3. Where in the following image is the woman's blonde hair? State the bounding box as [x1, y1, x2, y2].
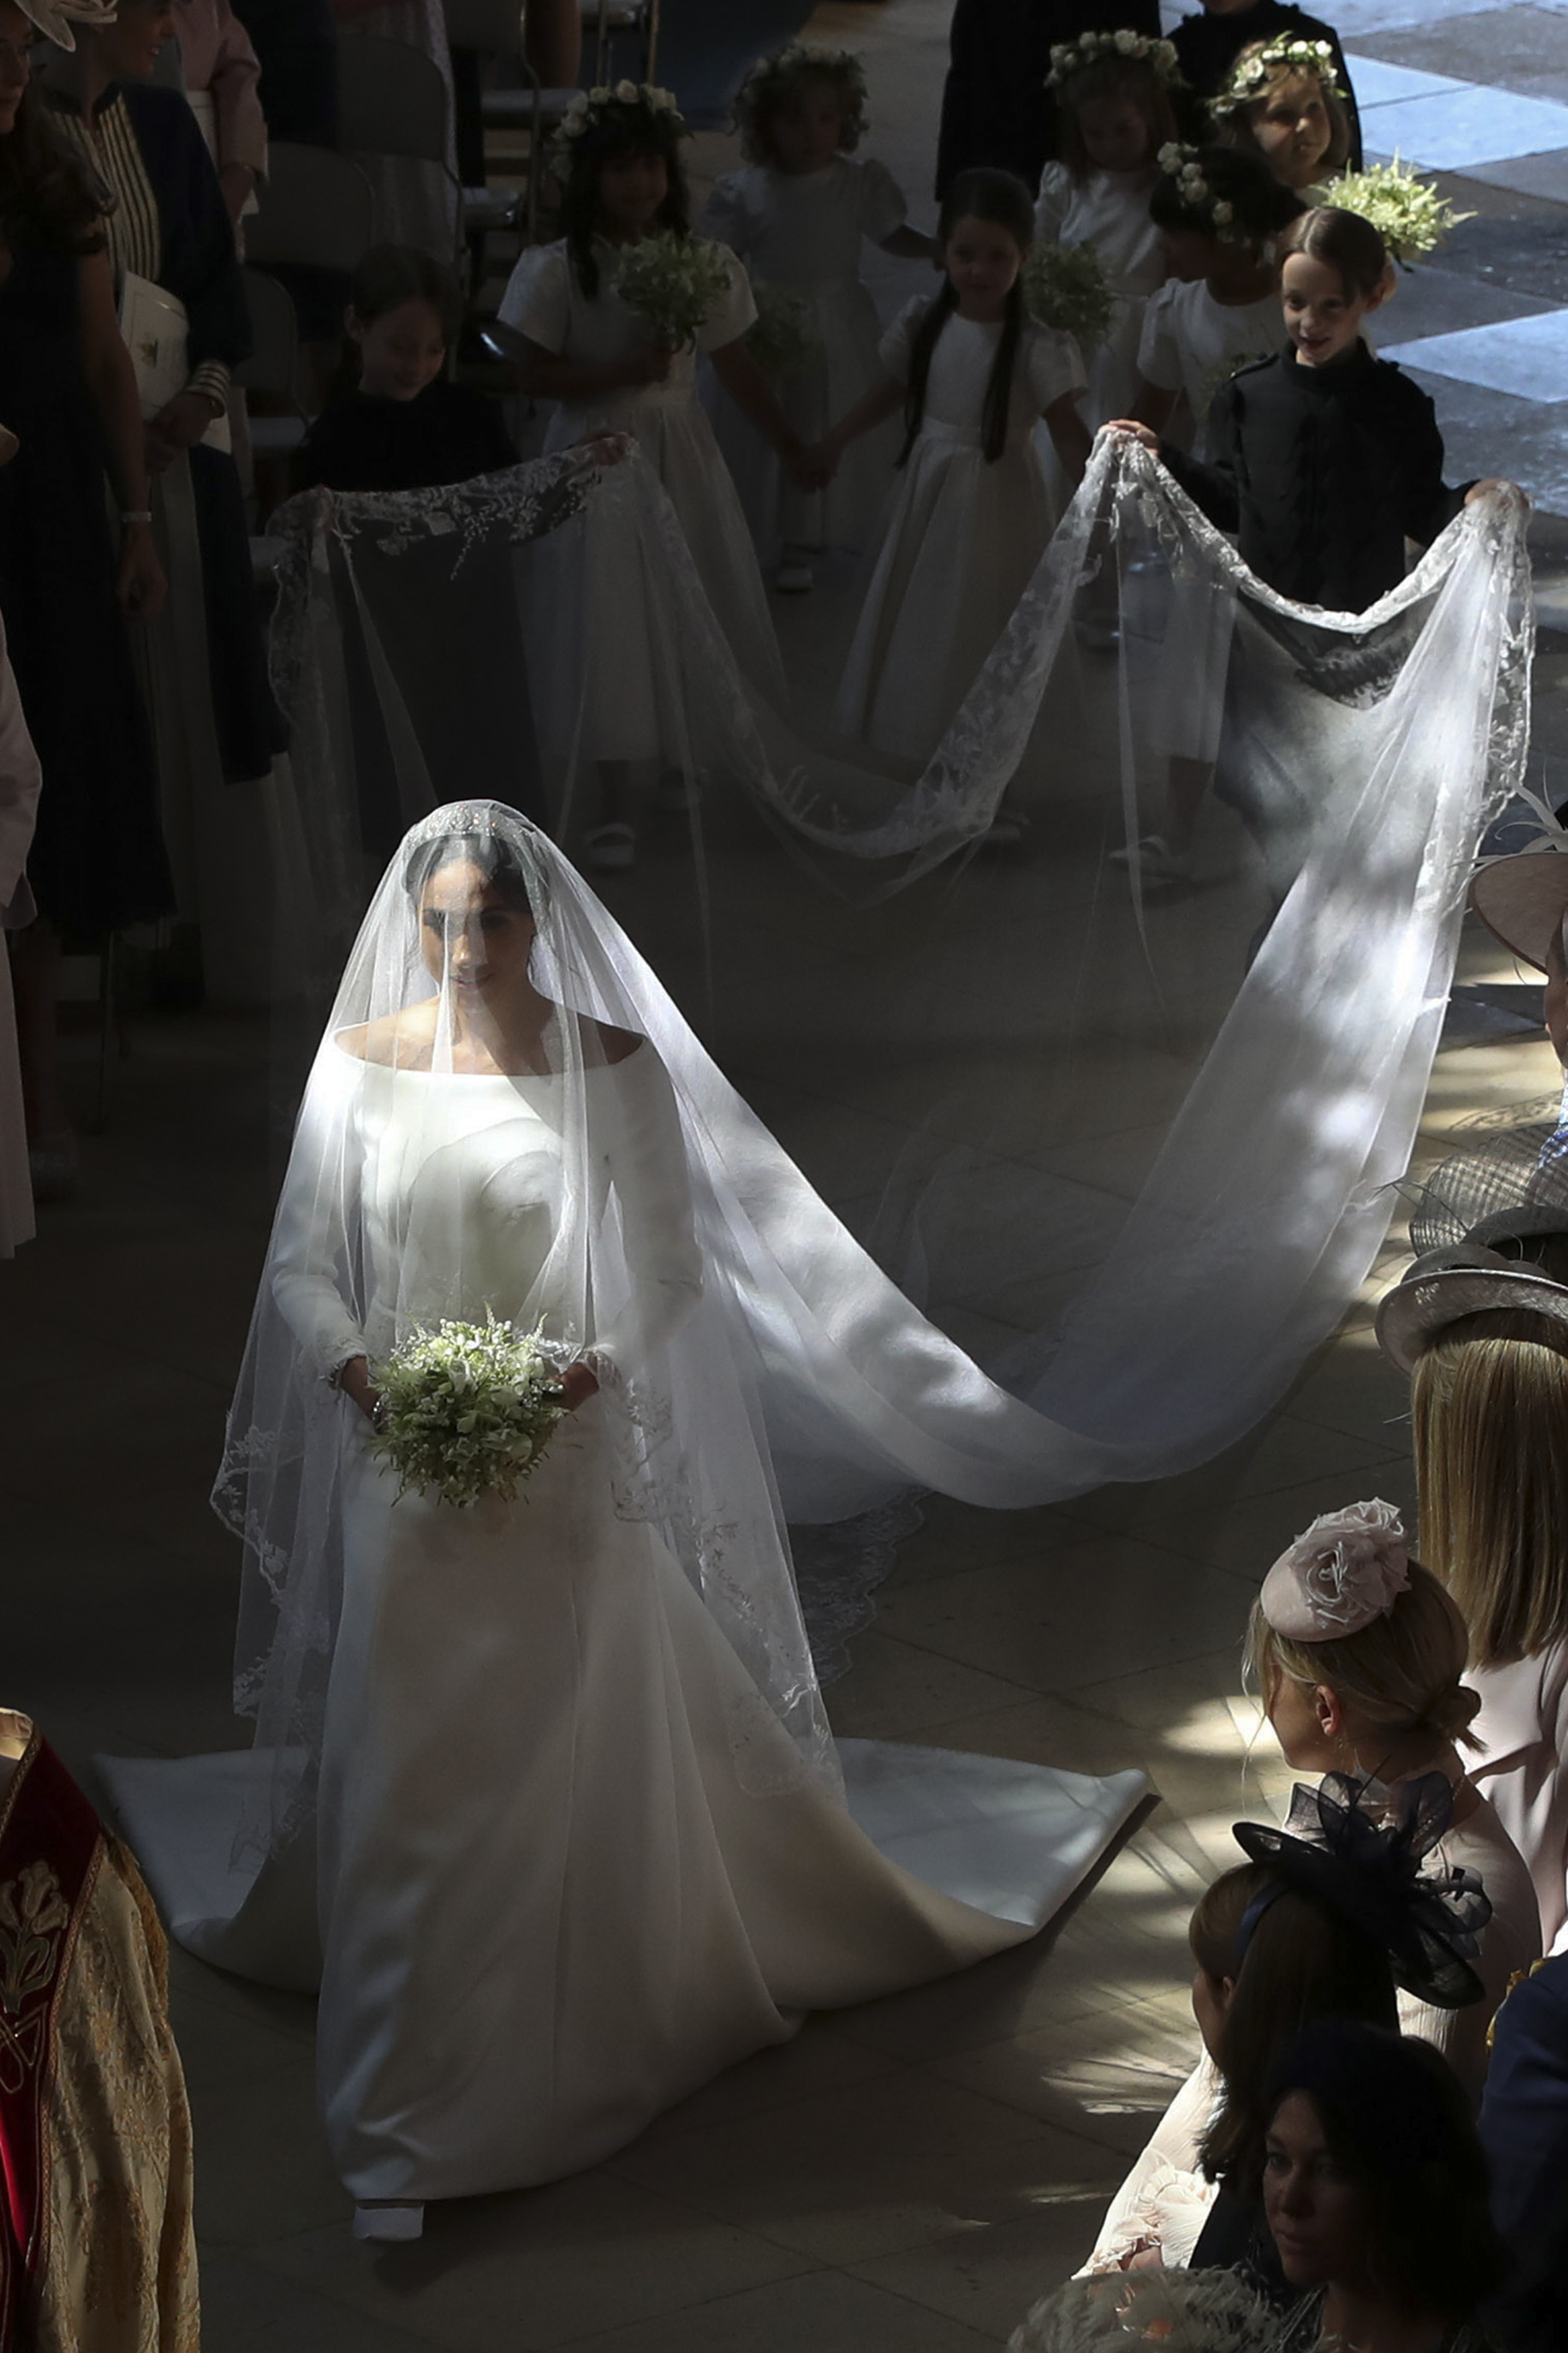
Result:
[1245, 1558, 1481, 1751]
[1411, 1305, 1568, 1666]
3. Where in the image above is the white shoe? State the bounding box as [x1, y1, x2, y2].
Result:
[775, 559, 814, 594]
[353, 2201, 424, 2242]
[1111, 834, 1193, 882]
[584, 822, 636, 873]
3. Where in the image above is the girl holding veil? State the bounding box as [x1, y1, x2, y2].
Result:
[104, 801, 1147, 2239]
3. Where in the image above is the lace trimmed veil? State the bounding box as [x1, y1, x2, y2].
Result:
[232, 434, 1532, 1852]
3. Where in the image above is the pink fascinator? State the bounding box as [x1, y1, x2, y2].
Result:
[1260, 1499, 1410, 1642]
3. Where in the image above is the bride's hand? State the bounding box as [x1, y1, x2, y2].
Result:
[338, 1355, 382, 1423]
[556, 1362, 600, 1412]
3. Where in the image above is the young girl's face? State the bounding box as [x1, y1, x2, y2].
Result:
[942, 212, 1027, 319]
[350, 297, 447, 401]
[1159, 224, 1223, 284]
[1249, 73, 1332, 188]
[768, 78, 848, 174]
[596, 149, 670, 236]
[1282, 249, 1383, 367]
[1078, 94, 1153, 175]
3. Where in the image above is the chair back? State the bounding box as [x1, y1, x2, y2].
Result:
[443, 0, 524, 54]
[233, 268, 300, 402]
[245, 144, 376, 274]
[338, 30, 452, 168]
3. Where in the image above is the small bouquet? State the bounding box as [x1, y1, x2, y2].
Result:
[1022, 241, 1116, 352]
[1009, 2267, 1276, 2353]
[1325, 155, 1473, 264]
[612, 232, 735, 351]
[369, 1314, 567, 1509]
[746, 282, 819, 376]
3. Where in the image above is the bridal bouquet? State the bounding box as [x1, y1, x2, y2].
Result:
[369, 1315, 567, 1509]
[612, 233, 735, 350]
[746, 282, 819, 376]
[1009, 2268, 1276, 2352]
[1022, 242, 1116, 352]
[1325, 155, 1473, 263]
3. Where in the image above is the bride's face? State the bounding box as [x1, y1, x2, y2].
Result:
[419, 860, 536, 1006]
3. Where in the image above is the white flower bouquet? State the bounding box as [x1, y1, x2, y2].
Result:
[1326, 155, 1473, 263]
[745, 281, 819, 374]
[1009, 2267, 1276, 2353]
[612, 232, 734, 350]
[369, 1314, 567, 1509]
[1022, 241, 1116, 350]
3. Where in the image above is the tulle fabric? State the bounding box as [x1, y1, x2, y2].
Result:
[260, 437, 1531, 1727]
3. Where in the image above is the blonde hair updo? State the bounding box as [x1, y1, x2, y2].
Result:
[1245, 1558, 1481, 1752]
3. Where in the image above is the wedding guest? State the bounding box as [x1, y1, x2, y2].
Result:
[0, 0, 169, 1202]
[0, 584, 40, 1259]
[0, 1709, 199, 2348]
[42, 0, 284, 1006]
[1247, 1499, 1541, 2099]
[174, 0, 266, 227]
[1376, 1086, 1568, 1961]
[1260, 2020, 1503, 2351]
[935, 2, 1163, 198]
[1171, 0, 1361, 167]
[1082, 1773, 1484, 2286]
[1479, 1956, 1568, 2353]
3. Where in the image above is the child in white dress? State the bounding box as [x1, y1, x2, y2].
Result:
[820, 169, 1090, 772]
[1208, 36, 1352, 196]
[1034, 30, 1180, 430]
[1113, 144, 1305, 879]
[499, 85, 813, 868]
[700, 42, 936, 592]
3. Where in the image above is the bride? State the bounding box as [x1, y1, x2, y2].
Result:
[103, 801, 1147, 2237]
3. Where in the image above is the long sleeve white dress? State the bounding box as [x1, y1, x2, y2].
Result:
[835, 297, 1086, 763]
[699, 156, 913, 561]
[99, 809, 1150, 2209]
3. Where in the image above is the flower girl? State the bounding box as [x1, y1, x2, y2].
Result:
[1132, 143, 1304, 457]
[700, 41, 935, 592]
[823, 167, 1090, 770]
[1208, 36, 1353, 196]
[1034, 29, 1181, 428]
[498, 83, 812, 867]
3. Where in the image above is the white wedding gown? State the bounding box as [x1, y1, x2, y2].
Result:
[103, 1045, 1146, 2203]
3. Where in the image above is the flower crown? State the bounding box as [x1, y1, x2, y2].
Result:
[734, 41, 870, 163]
[1045, 30, 1183, 89]
[547, 81, 688, 177]
[1260, 1500, 1411, 1642]
[1155, 143, 1242, 240]
[1209, 36, 1346, 118]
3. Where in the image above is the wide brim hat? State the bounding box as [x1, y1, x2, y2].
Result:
[1376, 1249, 1568, 1373]
[1471, 848, 1568, 973]
[15, 0, 117, 50]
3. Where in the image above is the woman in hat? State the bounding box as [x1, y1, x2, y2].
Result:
[1377, 890, 1568, 1961]
[1080, 1743, 1490, 2282]
[1245, 1499, 1540, 2096]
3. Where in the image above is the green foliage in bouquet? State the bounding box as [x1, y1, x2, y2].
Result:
[612, 233, 735, 350]
[369, 1314, 567, 1509]
[1009, 2266, 1278, 2353]
[745, 282, 819, 375]
[1022, 241, 1116, 352]
[1326, 156, 1473, 264]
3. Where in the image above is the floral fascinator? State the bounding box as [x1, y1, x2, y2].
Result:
[1259, 1499, 1409, 1641]
[1233, 1771, 1491, 2010]
[15, 0, 117, 50]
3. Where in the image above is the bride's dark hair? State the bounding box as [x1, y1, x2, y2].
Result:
[402, 829, 545, 920]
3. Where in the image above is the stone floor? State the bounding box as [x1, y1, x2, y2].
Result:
[11, 2, 1568, 2347]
